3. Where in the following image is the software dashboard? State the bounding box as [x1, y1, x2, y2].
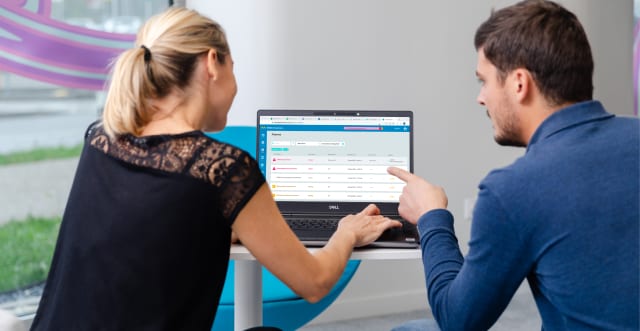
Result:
[257, 112, 412, 203]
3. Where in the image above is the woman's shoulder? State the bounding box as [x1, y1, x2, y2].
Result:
[193, 134, 263, 185]
[199, 134, 254, 161]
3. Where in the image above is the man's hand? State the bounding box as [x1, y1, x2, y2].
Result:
[387, 167, 448, 224]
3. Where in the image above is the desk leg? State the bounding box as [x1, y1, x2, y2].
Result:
[234, 260, 262, 331]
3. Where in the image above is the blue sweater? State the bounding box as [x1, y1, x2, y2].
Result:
[418, 101, 639, 331]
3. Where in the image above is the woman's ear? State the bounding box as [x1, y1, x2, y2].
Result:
[206, 49, 219, 80]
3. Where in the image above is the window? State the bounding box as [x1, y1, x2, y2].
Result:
[0, 0, 170, 322]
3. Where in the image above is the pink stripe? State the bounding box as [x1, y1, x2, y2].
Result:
[0, 60, 105, 90]
[5, 1, 28, 8]
[0, 18, 126, 71]
[0, 2, 135, 42]
[0, 43, 112, 74]
[36, 0, 52, 16]
[343, 126, 382, 130]
[0, 18, 130, 52]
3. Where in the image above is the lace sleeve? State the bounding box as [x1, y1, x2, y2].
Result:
[191, 142, 265, 225]
[84, 120, 102, 140]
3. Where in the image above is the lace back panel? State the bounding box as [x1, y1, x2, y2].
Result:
[87, 123, 264, 220]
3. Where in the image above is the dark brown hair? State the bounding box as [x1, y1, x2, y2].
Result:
[474, 0, 593, 106]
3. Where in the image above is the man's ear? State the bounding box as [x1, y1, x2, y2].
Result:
[206, 49, 219, 80]
[512, 68, 533, 103]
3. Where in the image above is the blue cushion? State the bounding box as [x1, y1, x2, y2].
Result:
[212, 260, 360, 331]
[206, 127, 361, 330]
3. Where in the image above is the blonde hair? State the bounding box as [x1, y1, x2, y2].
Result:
[102, 7, 230, 138]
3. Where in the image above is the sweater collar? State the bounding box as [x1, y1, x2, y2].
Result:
[526, 100, 613, 152]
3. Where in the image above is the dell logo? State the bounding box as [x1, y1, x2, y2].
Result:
[328, 205, 340, 210]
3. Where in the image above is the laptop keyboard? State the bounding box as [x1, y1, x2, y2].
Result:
[287, 218, 339, 232]
[286, 217, 418, 240]
[286, 216, 419, 248]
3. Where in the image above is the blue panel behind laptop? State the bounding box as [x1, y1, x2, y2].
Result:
[206, 126, 257, 158]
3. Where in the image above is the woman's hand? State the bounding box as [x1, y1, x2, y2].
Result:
[336, 204, 402, 247]
[233, 185, 401, 302]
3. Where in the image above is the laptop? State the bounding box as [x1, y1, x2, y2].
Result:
[256, 109, 419, 248]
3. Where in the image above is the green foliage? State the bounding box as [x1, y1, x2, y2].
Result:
[0, 144, 82, 166]
[0, 217, 61, 293]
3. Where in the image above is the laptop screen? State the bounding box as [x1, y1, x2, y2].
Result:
[257, 110, 413, 214]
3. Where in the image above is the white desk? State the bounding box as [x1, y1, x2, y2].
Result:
[230, 244, 421, 331]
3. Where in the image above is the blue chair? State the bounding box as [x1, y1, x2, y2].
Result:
[207, 126, 360, 331]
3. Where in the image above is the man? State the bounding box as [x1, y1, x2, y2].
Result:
[390, 1, 639, 330]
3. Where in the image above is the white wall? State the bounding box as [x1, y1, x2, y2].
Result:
[188, 0, 634, 324]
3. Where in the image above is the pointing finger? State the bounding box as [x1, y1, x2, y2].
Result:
[387, 166, 413, 182]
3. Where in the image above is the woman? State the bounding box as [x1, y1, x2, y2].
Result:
[30, 6, 400, 331]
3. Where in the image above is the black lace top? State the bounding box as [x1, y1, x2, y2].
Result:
[31, 122, 265, 331]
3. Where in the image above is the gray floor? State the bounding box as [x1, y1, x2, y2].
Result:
[300, 309, 431, 331]
[299, 283, 541, 331]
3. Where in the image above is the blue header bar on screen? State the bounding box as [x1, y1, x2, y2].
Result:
[259, 115, 410, 126]
[259, 125, 409, 132]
